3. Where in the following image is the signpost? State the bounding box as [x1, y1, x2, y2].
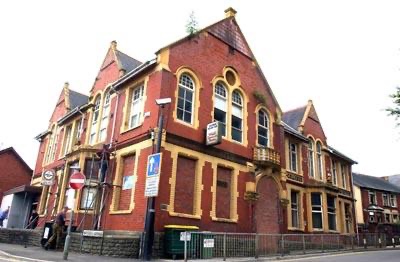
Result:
[41, 170, 55, 186]
[63, 171, 85, 260]
[145, 153, 162, 197]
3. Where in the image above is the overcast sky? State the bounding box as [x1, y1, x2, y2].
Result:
[1, 0, 399, 176]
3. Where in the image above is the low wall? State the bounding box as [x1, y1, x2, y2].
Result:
[0, 228, 164, 258]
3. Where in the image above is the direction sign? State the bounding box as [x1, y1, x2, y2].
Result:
[41, 170, 55, 186]
[145, 153, 162, 197]
[146, 153, 161, 177]
[69, 172, 86, 190]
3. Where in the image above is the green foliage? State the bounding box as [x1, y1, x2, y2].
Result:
[185, 12, 198, 36]
[386, 87, 400, 125]
[253, 90, 267, 105]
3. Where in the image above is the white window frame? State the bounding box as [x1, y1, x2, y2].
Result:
[368, 191, 377, 205]
[177, 74, 195, 124]
[291, 190, 300, 228]
[331, 159, 337, 186]
[327, 195, 337, 231]
[311, 192, 323, 230]
[288, 142, 298, 173]
[316, 142, 323, 180]
[308, 139, 315, 178]
[99, 91, 111, 142]
[390, 194, 397, 207]
[62, 125, 72, 156]
[231, 90, 243, 143]
[383, 193, 389, 206]
[128, 85, 144, 129]
[257, 109, 270, 147]
[214, 82, 227, 137]
[89, 96, 101, 144]
[340, 164, 347, 189]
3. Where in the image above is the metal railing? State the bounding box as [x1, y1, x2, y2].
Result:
[181, 232, 390, 260]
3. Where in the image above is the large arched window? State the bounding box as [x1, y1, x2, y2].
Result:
[257, 109, 270, 147]
[128, 84, 144, 129]
[231, 90, 243, 142]
[89, 96, 101, 144]
[316, 141, 323, 180]
[99, 90, 111, 142]
[214, 82, 227, 136]
[177, 74, 195, 124]
[308, 139, 315, 178]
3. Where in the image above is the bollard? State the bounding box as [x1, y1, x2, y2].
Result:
[363, 238, 367, 249]
[302, 235, 306, 254]
[63, 210, 74, 260]
[392, 238, 395, 248]
[378, 238, 382, 248]
[223, 233, 227, 261]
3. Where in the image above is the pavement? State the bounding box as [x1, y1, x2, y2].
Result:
[0, 242, 399, 262]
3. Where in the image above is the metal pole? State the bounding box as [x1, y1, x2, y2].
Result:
[184, 232, 187, 262]
[63, 208, 74, 260]
[143, 109, 164, 261]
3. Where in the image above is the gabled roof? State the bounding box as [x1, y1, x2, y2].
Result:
[115, 50, 142, 73]
[282, 122, 308, 142]
[353, 173, 400, 193]
[387, 174, 400, 187]
[282, 106, 307, 130]
[69, 89, 88, 110]
[328, 146, 357, 164]
[0, 147, 32, 174]
[156, 8, 282, 115]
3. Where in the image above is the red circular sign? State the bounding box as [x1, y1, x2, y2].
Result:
[69, 172, 86, 190]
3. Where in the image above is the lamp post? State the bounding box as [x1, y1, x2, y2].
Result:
[143, 98, 171, 260]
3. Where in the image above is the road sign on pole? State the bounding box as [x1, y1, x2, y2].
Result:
[69, 172, 86, 190]
[145, 153, 162, 197]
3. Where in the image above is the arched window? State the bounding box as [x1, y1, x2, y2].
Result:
[99, 90, 111, 142]
[316, 141, 323, 180]
[45, 125, 56, 164]
[89, 96, 101, 144]
[177, 74, 195, 124]
[231, 90, 243, 142]
[214, 82, 227, 136]
[128, 84, 144, 129]
[257, 109, 270, 146]
[308, 139, 315, 178]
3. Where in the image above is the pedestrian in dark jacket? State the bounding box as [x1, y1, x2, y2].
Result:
[28, 209, 39, 229]
[44, 206, 69, 250]
[0, 206, 10, 228]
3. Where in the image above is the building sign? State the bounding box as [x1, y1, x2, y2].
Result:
[122, 175, 134, 190]
[206, 122, 222, 146]
[180, 232, 191, 241]
[41, 170, 55, 186]
[145, 153, 162, 197]
[83, 230, 104, 238]
[203, 238, 215, 248]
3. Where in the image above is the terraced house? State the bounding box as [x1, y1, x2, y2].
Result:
[32, 8, 357, 238]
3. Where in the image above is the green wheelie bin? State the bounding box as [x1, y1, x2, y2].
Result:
[164, 225, 199, 259]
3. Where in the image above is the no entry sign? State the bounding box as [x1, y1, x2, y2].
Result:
[69, 172, 86, 190]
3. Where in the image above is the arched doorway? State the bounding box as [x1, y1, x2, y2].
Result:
[255, 175, 281, 233]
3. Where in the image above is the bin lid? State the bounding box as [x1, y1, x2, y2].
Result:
[164, 225, 199, 230]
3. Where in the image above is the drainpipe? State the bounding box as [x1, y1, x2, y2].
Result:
[350, 170, 359, 240]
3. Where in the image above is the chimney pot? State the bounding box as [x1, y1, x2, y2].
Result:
[111, 40, 117, 50]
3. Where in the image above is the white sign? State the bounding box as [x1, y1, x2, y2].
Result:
[145, 153, 162, 197]
[41, 170, 55, 186]
[43, 227, 50, 239]
[206, 122, 222, 146]
[203, 238, 215, 248]
[145, 176, 160, 197]
[83, 230, 104, 238]
[180, 232, 191, 241]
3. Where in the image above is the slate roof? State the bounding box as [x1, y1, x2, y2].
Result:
[353, 173, 400, 193]
[282, 122, 308, 142]
[69, 89, 88, 110]
[388, 174, 400, 187]
[328, 146, 357, 164]
[115, 50, 142, 73]
[282, 106, 307, 130]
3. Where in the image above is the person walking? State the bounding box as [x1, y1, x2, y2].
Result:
[0, 206, 10, 228]
[44, 206, 69, 250]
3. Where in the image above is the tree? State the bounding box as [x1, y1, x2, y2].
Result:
[387, 87, 400, 125]
[185, 12, 198, 36]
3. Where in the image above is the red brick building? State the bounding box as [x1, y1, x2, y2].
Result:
[32, 8, 356, 235]
[353, 173, 400, 236]
[0, 147, 32, 205]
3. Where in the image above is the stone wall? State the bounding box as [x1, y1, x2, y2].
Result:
[0, 228, 160, 258]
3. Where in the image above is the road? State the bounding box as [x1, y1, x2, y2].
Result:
[280, 249, 400, 262]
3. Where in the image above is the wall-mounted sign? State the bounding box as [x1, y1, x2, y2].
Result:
[41, 170, 55, 186]
[206, 121, 222, 146]
[122, 175, 134, 190]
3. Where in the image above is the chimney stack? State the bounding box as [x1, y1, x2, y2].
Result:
[224, 7, 237, 18]
[111, 40, 117, 50]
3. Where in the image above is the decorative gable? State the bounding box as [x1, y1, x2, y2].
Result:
[207, 18, 253, 59]
[308, 104, 320, 123]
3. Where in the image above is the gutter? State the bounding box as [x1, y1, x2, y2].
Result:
[112, 59, 156, 90]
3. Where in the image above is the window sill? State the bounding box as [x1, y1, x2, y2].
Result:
[288, 227, 304, 232]
[110, 210, 133, 215]
[120, 123, 143, 135]
[175, 119, 197, 129]
[169, 211, 201, 220]
[211, 217, 238, 223]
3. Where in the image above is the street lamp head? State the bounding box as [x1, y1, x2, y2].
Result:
[155, 98, 172, 106]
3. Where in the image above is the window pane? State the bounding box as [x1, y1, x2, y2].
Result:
[232, 129, 242, 142]
[184, 112, 192, 123]
[258, 136, 267, 146]
[312, 213, 322, 229]
[311, 193, 321, 206]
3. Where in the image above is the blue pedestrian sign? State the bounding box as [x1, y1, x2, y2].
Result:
[147, 153, 161, 177]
